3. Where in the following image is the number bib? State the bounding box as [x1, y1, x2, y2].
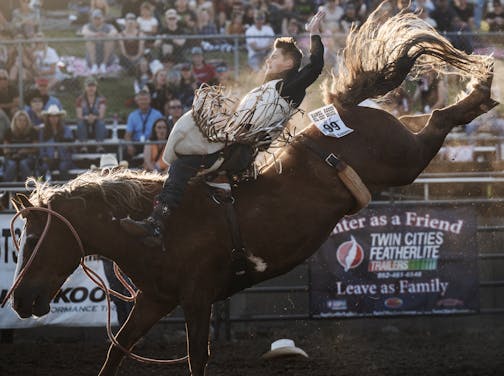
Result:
[308, 104, 354, 138]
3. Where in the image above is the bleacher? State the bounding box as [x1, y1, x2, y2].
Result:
[1, 127, 504, 206]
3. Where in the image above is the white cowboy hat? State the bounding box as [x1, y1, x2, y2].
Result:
[261, 339, 309, 360]
[90, 153, 128, 171]
[41, 104, 66, 117]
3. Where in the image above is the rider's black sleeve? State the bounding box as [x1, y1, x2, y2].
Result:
[280, 35, 324, 108]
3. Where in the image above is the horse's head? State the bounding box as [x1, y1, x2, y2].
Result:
[10, 194, 82, 319]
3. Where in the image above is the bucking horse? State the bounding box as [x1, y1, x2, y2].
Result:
[3, 2, 498, 375]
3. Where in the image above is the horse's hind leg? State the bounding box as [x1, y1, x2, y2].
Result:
[98, 292, 176, 376]
[182, 300, 212, 376]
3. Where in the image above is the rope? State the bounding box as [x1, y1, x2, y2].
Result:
[1, 204, 188, 365]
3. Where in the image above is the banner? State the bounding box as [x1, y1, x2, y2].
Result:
[0, 214, 119, 328]
[310, 205, 479, 317]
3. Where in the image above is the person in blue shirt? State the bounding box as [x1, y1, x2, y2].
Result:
[32, 77, 63, 112]
[124, 88, 163, 166]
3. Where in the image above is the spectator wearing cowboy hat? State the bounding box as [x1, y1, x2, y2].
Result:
[39, 105, 74, 181]
[76, 76, 108, 153]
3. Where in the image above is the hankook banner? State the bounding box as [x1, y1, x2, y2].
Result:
[0, 214, 119, 328]
[310, 205, 479, 317]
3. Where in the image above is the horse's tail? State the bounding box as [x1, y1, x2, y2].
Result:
[323, 0, 493, 106]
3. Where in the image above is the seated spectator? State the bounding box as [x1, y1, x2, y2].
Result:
[165, 97, 183, 129]
[81, 9, 118, 75]
[190, 46, 217, 85]
[0, 31, 9, 70]
[174, 0, 198, 31]
[133, 56, 152, 94]
[146, 65, 168, 114]
[33, 32, 64, 91]
[226, 11, 246, 37]
[137, 2, 159, 39]
[175, 63, 196, 110]
[431, 0, 473, 53]
[76, 76, 107, 152]
[245, 10, 274, 72]
[485, 0, 504, 31]
[39, 105, 74, 181]
[453, 0, 475, 30]
[119, 13, 145, 74]
[0, 69, 19, 119]
[7, 33, 36, 83]
[340, 3, 363, 34]
[296, 0, 317, 22]
[11, 0, 39, 38]
[197, 7, 220, 51]
[412, 70, 448, 113]
[0, 108, 10, 144]
[319, 0, 344, 34]
[3, 110, 37, 182]
[25, 89, 44, 129]
[124, 89, 163, 164]
[0, 10, 8, 33]
[35, 77, 63, 110]
[155, 9, 189, 62]
[143, 117, 169, 172]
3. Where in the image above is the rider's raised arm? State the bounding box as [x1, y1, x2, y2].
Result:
[280, 11, 325, 107]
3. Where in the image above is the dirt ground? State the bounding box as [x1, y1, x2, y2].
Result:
[1, 315, 503, 376]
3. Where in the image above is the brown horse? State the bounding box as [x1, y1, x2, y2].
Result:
[6, 3, 498, 376]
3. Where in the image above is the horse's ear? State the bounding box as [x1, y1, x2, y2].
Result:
[12, 193, 33, 217]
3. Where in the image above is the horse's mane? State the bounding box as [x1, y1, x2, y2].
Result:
[27, 169, 165, 215]
[324, 0, 493, 106]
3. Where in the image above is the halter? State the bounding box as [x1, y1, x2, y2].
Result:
[1, 203, 188, 365]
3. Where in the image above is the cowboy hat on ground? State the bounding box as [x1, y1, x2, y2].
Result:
[261, 339, 309, 359]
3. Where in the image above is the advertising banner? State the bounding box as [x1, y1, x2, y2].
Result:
[0, 214, 119, 328]
[310, 205, 479, 317]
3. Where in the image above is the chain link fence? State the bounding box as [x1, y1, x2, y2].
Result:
[0, 32, 502, 185]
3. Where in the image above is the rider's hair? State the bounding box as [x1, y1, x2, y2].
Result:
[274, 37, 302, 71]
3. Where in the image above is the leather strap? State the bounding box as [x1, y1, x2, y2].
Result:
[296, 133, 371, 213]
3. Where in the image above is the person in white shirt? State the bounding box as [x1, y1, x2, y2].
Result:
[136, 2, 158, 37]
[245, 10, 275, 72]
[33, 32, 64, 90]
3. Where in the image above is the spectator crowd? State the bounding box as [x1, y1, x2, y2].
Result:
[0, 0, 502, 183]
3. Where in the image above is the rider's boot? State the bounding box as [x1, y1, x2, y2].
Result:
[120, 201, 171, 247]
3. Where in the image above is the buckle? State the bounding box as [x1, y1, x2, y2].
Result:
[324, 153, 341, 168]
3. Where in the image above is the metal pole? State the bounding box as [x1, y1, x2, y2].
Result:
[17, 40, 24, 109]
[234, 36, 239, 80]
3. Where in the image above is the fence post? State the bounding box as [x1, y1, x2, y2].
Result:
[233, 36, 239, 80]
[17, 40, 24, 109]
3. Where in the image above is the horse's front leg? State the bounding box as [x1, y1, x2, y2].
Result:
[182, 299, 212, 376]
[98, 292, 177, 376]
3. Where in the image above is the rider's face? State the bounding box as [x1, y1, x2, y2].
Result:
[265, 48, 294, 75]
